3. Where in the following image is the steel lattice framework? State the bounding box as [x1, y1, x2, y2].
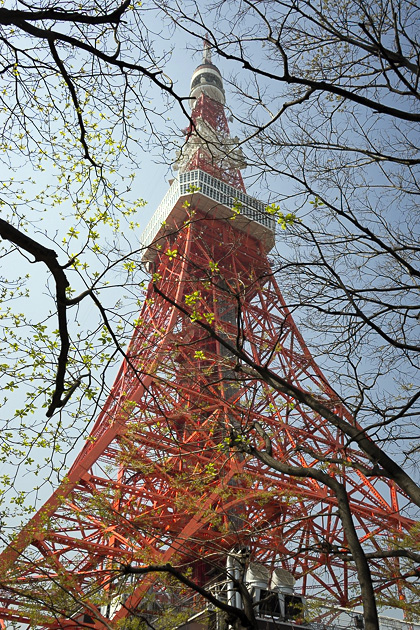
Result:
[0, 46, 415, 629]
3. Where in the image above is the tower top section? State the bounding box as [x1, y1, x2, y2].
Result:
[141, 45, 276, 264]
[173, 40, 246, 190]
[189, 38, 226, 106]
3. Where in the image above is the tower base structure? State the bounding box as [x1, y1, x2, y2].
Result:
[0, 175, 414, 628]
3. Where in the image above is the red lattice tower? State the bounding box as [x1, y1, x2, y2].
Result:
[0, 45, 414, 629]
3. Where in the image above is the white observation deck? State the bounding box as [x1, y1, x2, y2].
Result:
[141, 169, 276, 264]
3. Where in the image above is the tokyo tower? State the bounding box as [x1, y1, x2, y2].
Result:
[0, 43, 415, 629]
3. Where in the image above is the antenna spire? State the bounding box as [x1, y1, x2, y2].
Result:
[203, 34, 212, 64]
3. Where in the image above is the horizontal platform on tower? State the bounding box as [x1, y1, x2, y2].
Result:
[141, 169, 276, 263]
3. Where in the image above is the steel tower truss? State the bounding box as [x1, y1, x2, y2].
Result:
[0, 49, 415, 629]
